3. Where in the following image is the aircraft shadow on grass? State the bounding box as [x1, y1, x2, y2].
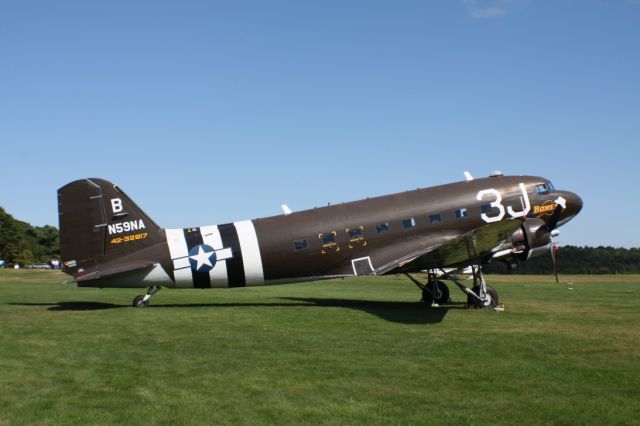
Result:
[280, 298, 461, 324]
[9, 299, 464, 324]
[9, 302, 124, 311]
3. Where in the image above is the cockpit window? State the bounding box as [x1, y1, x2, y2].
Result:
[547, 182, 555, 192]
[536, 184, 550, 195]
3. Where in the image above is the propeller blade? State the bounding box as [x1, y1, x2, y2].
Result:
[547, 205, 564, 232]
[551, 243, 559, 284]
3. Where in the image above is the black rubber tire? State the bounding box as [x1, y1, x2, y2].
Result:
[467, 285, 499, 309]
[422, 280, 450, 306]
[133, 295, 147, 308]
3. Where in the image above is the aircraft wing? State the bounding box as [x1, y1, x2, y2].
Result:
[373, 219, 523, 275]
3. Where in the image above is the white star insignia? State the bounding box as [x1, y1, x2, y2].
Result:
[189, 245, 214, 271]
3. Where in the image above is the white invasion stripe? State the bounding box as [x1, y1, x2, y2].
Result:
[234, 220, 264, 285]
[165, 228, 192, 287]
[166, 228, 189, 259]
[201, 225, 228, 288]
[173, 268, 194, 288]
[200, 225, 223, 249]
[210, 258, 228, 288]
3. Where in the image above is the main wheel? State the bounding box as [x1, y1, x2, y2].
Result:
[422, 280, 450, 306]
[133, 295, 147, 308]
[467, 285, 499, 309]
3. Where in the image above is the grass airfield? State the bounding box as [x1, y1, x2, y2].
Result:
[1, 270, 639, 425]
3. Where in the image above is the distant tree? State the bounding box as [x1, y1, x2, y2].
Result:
[0, 207, 59, 265]
[485, 245, 640, 275]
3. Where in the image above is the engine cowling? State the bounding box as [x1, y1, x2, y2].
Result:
[492, 218, 556, 266]
[510, 218, 553, 260]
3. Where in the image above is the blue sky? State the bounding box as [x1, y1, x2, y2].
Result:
[1, 0, 638, 247]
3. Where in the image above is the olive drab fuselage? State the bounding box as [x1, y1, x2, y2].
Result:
[58, 174, 582, 290]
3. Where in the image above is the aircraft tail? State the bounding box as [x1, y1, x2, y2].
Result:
[57, 178, 167, 281]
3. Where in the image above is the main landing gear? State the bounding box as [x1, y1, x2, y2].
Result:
[404, 272, 450, 307]
[405, 266, 499, 309]
[133, 286, 162, 308]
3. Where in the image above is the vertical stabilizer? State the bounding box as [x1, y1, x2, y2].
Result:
[58, 178, 166, 279]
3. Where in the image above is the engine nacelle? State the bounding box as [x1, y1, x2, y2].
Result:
[511, 218, 553, 260]
[493, 219, 555, 266]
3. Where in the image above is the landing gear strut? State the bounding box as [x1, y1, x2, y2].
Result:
[441, 266, 499, 309]
[405, 266, 500, 309]
[404, 272, 450, 307]
[466, 265, 499, 309]
[133, 286, 162, 308]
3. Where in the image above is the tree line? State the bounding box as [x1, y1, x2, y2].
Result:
[0, 207, 59, 265]
[484, 245, 640, 275]
[1, 206, 639, 273]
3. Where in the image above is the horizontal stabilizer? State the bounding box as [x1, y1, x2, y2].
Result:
[72, 263, 174, 289]
[73, 263, 155, 283]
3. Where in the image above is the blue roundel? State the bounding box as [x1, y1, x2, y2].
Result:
[188, 244, 217, 272]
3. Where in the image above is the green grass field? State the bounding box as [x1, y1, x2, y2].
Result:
[1, 270, 639, 425]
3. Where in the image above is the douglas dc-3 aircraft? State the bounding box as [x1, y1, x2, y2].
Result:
[58, 172, 582, 308]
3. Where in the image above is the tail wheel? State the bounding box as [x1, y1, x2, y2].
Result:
[467, 285, 499, 309]
[133, 295, 147, 308]
[422, 280, 450, 306]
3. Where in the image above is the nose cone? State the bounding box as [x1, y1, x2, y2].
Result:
[556, 190, 583, 226]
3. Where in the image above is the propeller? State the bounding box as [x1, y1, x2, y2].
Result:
[547, 206, 563, 232]
[546, 199, 565, 284]
[550, 242, 559, 284]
